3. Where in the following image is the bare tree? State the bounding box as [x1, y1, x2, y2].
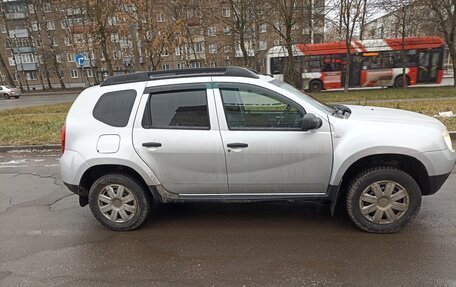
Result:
[420, 0, 456, 87]
[265, 0, 304, 87]
[376, 0, 412, 89]
[340, 0, 363, 92]
[0, 49, 15, 87]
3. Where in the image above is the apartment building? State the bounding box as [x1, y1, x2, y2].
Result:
[0, 0, 325, 90]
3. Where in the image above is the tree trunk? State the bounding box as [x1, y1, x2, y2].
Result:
[0, 51, 15, 87]
[401, 5, 407, 89]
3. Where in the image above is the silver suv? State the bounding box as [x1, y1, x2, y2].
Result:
[60, 67, 456, 233]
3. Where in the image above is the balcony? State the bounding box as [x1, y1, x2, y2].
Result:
[13, 47, 35, 53]
[16, 63, 38, 72]
[7, 12, 26, 20]
[9, 29, 28, 38]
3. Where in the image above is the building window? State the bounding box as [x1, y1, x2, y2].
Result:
[259, 23, 267, 33]
[224, 45, 232, 54]
[51, 37, 58, 46]
[67, 53, 75, 62]
[26, 72, 37, 81]
[28, 4, 35, 13]
[55, 54, 62, 63]
[175, 47, 181, 56]
[161, 64, 170, 70]
[191, 62, 203, 68]
[85, 69, 93, 78]
[110, 33, 119, 43]
[194, 42, 204, 54]
[35, 38, 43, 47]
[70, 69, 79, 78]
[273, 38, 283, 46]
[177, 62, 185, 69]
[108, 16, 117, 26]
[161, 49, 169, 57]
[43, 3, 51, 12]
[207, 26, 216, 36]
[46, 20, 55, 31]
[113, 50, 120, 60]
[157, 11, 165, 22]
[222, 7, 230, 17]
[64, 36, 72, 46]
[259, 41, 267, 51]
[31, 21, 39, 31]
[8, 57, 15, 66]
[210, 61, 217, 67]
[208, 44, 217, 54]
[223, 26, 231, 35]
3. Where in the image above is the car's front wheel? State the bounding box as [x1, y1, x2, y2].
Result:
[88, 173, 152, 231]
[346, 167, 421, 233]
[3, 93, 11, 99]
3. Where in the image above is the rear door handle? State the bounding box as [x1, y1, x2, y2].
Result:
[227, 143, 248, 148]
[142, 142, 162, 148]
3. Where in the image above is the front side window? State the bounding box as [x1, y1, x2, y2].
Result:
[219, 84, 304, 130]
[143, 89, 210, 130]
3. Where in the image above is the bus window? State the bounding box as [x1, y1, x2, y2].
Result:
[270, 57, 286, 74]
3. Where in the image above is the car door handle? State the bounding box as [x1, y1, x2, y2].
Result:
[227, 143, 248, 148]
[142, 142, 162, 148]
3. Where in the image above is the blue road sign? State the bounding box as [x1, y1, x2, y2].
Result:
[75, 54, 85, 66]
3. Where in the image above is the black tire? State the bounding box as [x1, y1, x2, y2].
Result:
[309, 80, 323, 92]
[346, 167, 421, 233]
[88, 173, 152, 231]
[14, 96, 20, 99]
[394, 75, 409, 88]
[3, 93, 11, 99]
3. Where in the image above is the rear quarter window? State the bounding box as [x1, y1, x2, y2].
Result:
[92, 90, 137, 127]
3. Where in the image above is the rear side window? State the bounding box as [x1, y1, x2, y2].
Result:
[93, 90, 137, 127]
[142, 89, 210, 129]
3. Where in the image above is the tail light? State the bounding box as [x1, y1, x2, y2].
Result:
[61, 123, 66, 154]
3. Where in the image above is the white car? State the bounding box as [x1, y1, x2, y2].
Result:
[60, 67, 456, 233]
[0, 85, 21, 99]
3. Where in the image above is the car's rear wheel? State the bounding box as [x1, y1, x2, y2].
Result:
[88, 173, 152, 231]
[346, 167, 421, 233]
[14, 96, 20, 99]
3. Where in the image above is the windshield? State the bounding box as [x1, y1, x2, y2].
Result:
[269, 79, 336, 115]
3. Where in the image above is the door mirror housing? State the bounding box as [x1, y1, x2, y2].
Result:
[301, 113, 322, 131]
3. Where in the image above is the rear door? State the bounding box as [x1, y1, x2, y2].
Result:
[133, 81, 228, 194]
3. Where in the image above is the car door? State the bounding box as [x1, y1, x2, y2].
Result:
[214, 82, 332, 194]
[133, 82, 228, 194]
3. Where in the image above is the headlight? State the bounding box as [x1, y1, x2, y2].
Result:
[442, 130, 454, 152]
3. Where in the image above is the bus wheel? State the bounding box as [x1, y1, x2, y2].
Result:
[309, 80, 323, 92]
[394, 75, 409, 88]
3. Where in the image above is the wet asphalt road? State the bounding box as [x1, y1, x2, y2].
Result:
[1, 150, 456, 287]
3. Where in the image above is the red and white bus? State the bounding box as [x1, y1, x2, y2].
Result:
[266, 36, 445, 91]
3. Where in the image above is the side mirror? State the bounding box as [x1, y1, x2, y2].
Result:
[301, 113, 323, 131]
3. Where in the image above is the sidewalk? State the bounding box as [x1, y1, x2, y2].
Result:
[21, 88, 84, 97]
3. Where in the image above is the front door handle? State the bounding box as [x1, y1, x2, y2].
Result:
[227, 143, 248, 148]
[142, 142, 162, 148]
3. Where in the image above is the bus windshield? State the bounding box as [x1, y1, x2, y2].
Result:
[269, 79, 336, 115]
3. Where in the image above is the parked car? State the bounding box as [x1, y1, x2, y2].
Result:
[60, 67, 456, 233]
[0, 85, 21, 99]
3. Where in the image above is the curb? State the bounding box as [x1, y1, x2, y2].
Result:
[0, 144, 60, 153]
[0, 133, 455, 153]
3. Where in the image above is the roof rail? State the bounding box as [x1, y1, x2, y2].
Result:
[100, 66, 260, 87]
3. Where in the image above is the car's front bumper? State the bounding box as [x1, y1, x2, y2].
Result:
[419, 148, 456, 195]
